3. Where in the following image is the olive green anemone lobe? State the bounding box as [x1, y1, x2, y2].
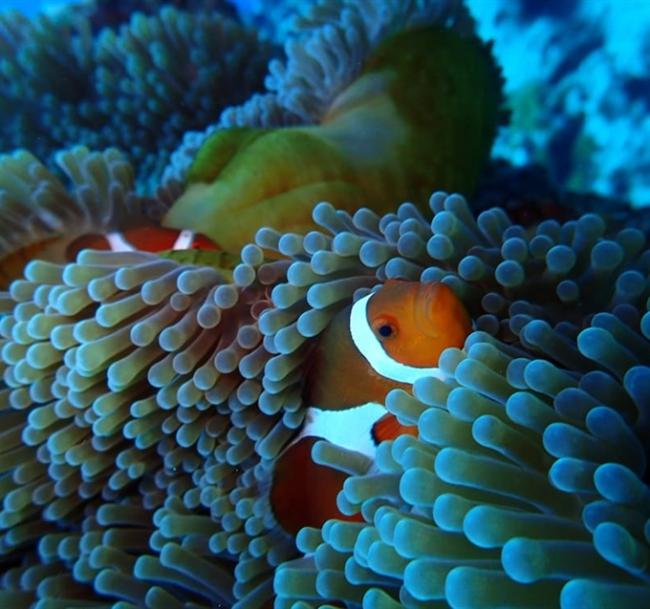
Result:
[164, 26, 504, 254]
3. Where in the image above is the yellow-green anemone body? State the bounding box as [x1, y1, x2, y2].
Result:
[164, 26, 504, 254]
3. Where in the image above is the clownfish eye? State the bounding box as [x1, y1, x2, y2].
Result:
[374, 320, 397, 339]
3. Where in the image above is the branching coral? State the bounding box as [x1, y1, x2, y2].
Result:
[0, 5, 273, 191]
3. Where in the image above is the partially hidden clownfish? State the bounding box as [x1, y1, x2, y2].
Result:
[64, 226, 219, 257]
[0, 225, 221, 288]
[270, 280, 472, 535]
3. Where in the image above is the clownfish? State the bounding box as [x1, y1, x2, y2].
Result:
[270, 280, 472, 534]
[0, 225, 219, 288]
[64, 226, 219, 258]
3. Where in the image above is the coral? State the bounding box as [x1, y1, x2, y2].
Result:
[0, 6, 273, 191]
[469, 0, 650, 206]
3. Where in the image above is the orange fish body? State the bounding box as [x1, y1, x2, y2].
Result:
[302, 303, 410, 410]
[270, 437, 364, 536]
[0, 238, 61, 288]
[271, 280, 472, 535]
[65, 226, 219, 258]
[0, 224, 219, 289]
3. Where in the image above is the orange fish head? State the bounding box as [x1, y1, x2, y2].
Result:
[366, 279, 471, 367]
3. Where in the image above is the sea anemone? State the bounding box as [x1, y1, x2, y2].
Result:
[0, 247, 268, 607]
[0, 5, 272, 190]
[1, 1, 648, 608]
[1, 187, 647, 608]
[0, 146, 151, 288]
[0, 197, 303, 606]
[252, 192, 649, 609]
[163, 0, 504, 256]
[161, 0, 490, 186]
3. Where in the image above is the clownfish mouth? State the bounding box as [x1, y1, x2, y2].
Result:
[349, 292, 449, 384]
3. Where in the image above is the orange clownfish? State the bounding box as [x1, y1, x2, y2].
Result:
[65, 226, 219, 258]
[0, 225, 219, 288]
[271, 280, 472, 534]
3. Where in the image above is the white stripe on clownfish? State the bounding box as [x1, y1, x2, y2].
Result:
[269, 281, 473, 536]
[105, 229, 197, 252]
[172, 229, 195, 250]
[288, 283, 474, 456]
[297, 402, 387, 459]
[349, 291, 448, 384]
[106, 232, 136, 252]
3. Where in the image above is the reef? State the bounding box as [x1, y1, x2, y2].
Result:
[472, 0, 650, 206]
[0, 0, 648, 608]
